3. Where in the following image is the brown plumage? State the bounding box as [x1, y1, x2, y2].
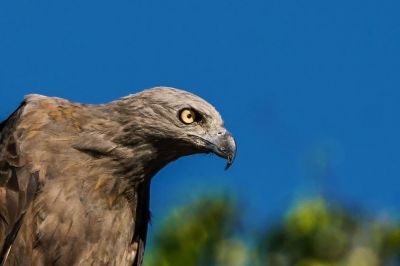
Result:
[0, 87, 236, 266]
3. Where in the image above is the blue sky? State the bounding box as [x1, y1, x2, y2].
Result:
[1, 0, 399, 234]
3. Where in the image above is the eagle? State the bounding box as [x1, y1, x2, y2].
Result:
[0, 87, 236, 266]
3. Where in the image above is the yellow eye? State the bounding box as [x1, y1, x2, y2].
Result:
[180, 109, 196, 124]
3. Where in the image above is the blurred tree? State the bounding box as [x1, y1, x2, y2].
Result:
[144, 195, 400, 266]
[258, 197, 400, 266]
[144, 195, 247, 266]
[377, 221, 400, 265]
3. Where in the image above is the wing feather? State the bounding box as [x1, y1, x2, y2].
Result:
[0, 102, 39, 264]
[132, 181, 151, 266]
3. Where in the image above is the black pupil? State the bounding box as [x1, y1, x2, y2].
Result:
[187, 113, 192, 119]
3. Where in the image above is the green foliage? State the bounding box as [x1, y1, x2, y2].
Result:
[144, 196, 247, 266]
[260, 198, 400, 266]
[261, 198, 356, 265]
[145, 195, 400, 266]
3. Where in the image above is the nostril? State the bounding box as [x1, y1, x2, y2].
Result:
[217, 131, 223, 135]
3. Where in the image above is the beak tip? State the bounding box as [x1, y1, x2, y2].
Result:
[224, 153, 236, 171]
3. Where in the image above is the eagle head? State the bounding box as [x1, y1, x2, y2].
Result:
[113, 87, 236, 170]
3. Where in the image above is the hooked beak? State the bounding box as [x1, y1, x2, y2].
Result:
[204, 130, 237, 170]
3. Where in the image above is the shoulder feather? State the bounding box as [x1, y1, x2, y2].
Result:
[0, 102, 40, 264]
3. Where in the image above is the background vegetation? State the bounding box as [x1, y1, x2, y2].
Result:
[144, 195, 400, 266]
